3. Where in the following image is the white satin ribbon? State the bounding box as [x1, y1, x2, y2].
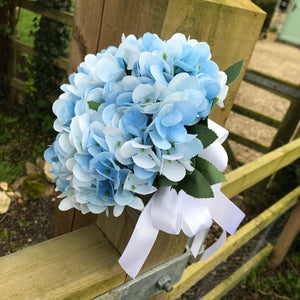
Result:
[118, 120, 245, 278]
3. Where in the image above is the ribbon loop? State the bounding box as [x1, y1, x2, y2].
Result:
[118, 121, 245, 278]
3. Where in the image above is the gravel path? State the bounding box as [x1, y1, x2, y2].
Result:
[226, 36, 300, 164]
[248, 34, 300, 85]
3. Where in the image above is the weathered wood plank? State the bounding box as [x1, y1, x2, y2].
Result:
[232, 103, 282, 128]
[244, 69, 300, 100]
[11, 38, 69, 70]
[270, 198, 300, 266]
[20, 0, 73, 26]
[68, 0, 104, 74]
[97, 0, 169, 50]
[95, 0, 265, 283]
[11, 38, 34, 56]
[52, 195, 75, 237]
[54, 0, 105, 236]
[9, 76, 27, 93]
[161, 0, 265, 126]
[166, 186, 300, 299]
[201, 244, 274, 300]
[228, 132, 270, 153]
[270, 99, 300, 150]
[0, 225, 126, 300]
[97, 207, 188, 277]
[222, 138, 300, 199]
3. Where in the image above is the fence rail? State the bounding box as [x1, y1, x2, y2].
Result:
[9, 3, 299, 161]
[7, 2, 72, 96]
[167, 185, 300, 299]
[11, 38, 69, 71]
[228, 69, 300, 164]
[19, 0, 73, 26]
[1, 138, 299, 299]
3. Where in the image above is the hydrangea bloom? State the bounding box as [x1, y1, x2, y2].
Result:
[45, 33, 230, 217]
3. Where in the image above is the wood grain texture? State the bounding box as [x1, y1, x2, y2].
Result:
[52, 198, 75, 237]
[270, 198, 300, 266]
[54, 0, 105, 236]
[0, 225, 126, 300]
[56, 0, 266, 236]
[161, 0, 266, 126]
[68, 0, 104, 73]
[98, 0, 169, 50]
[97, 207, 188, 278]
[222, 138, 300, 199]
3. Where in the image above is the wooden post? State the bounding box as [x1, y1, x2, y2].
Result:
[53, 0, 105, 236]
[270, 97, 300, 150]
[270, 197, 300, 266]
[160, 0, 266, 126]
[52, 0, 266, 283]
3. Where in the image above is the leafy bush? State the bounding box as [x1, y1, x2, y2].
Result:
[252, 0, 277, 32]
[28, 0, 71, 132]
[0, 0, 18, 94]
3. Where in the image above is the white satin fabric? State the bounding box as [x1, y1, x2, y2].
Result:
[118, 120, 245, 278]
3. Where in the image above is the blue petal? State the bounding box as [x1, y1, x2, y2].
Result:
[134, 165, 154, 179]
[174, 101, 197, 125]
[161, 109, 182, 127]
[194, 42, 211, 61]
[200, 60, 219, 79]
[168, 124, 188, 143]
[44, 147, 55, 163]
[116, 92, 133, 106]
[155, 118, 167, 138]
[175, 138, 203, 159]
[149, 130, 171, 150]
[102, 104, 116, 125]
[75, 153, 93, 172]
[205, 80, 221, 100]
[150, 64, 168, 86]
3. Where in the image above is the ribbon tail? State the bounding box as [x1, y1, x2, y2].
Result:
[200, 185, 245, 235]
[190, 228, 209, 258]
[202, 231, 227, 261]
[118, 203, 159, 278]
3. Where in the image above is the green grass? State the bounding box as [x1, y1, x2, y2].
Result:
[16, 8, 39, 45]
[242, 253, 300, 299]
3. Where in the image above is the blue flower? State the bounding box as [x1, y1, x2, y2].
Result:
[90, 152, 120, 188]
[121, 108, 148, 139]
[113, 169, 144, 216]
[148, 101, 197, 150]
[45, 32, 230, 216]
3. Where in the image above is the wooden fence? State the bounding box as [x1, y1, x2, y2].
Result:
[9, 1, 299, 169]
[1, 138, 299, 299]
[8, 0, 71, 95]
[227, 69, 300, 166]
[3, 1, 300, 298]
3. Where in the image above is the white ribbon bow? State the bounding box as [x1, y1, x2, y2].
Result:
[118, 120, 245, 278]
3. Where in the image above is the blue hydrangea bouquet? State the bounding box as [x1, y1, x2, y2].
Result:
[45, 33, 245, 278]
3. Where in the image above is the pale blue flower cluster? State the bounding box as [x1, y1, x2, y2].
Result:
[45, 33, 228, 216]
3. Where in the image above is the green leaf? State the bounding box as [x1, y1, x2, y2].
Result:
[224, 60, 243, 85]
[155, 175, 178, 188]
[88, 101, 101, 111]
[188, 124, 218, 149]
[195, 157, 226, 185]
[211, 97, 219, 109]
[177, 169, 213, 198]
